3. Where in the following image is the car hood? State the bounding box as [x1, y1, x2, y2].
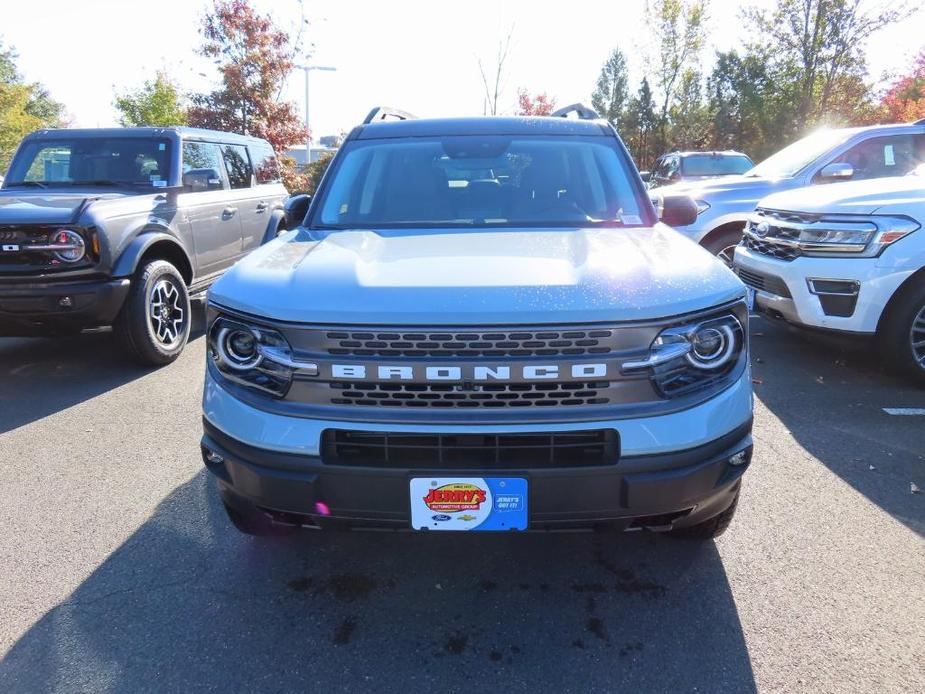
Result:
[758, 175, 925, 216]
[0, 191, 128, 224]
[657, 175, 781, 201]
[209, 226, 745, 325]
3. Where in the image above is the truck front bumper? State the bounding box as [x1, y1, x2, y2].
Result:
[201, 372, 753, 532]
[0, 277, 130, 336]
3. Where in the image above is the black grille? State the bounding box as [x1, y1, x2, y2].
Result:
[323, 328, 616, 358]
[0, 226, 53, 266]
[328, 381, 612, 408]
[321, 429, 619, 469]
[735, 267, 792, 298]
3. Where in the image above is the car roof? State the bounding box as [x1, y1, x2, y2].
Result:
[354, 116, 611, 139]
[23, 126, 271, 147]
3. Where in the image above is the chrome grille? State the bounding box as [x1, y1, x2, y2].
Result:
[328, 381, 612, 408]
[323, 328, 616, 358]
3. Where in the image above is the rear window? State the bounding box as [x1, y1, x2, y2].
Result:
[251, 143, 281, 184]
[312, 135, 650, 229]
[221, 144, 253, 189]
[680, 154, 753, 177]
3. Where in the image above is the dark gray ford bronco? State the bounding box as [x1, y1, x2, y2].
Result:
[0, 127, 289, 365]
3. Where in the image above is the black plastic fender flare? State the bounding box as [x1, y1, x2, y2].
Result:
[111, 230, 194, 281]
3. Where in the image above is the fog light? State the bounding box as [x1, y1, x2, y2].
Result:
[58, 296, 73, 308]
[205, 450, 224, 465]
[729, 450, 748, 466]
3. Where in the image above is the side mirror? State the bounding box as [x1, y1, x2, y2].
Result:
[818, 162, 854, 182]
[182, 168, 223, 192]
[657, 194, 698, 227]
[639, 170, 651, 183]
[284, 193, 311, 229]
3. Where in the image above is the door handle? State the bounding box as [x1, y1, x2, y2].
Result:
[222, 207, 237, 218]
[256, 201, 269, 212]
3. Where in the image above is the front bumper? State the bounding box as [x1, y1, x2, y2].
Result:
[734, 245, 913, 334]
[201, 372, 753, 531]
[0, 277, 130, 336]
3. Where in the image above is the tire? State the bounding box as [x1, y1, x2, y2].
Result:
[222, 499, 297, 537]
[705, 227, 744, 268]
[878, 282, 925, 385]
[669, 491, 739, 540]
[114, 259, 191, 366]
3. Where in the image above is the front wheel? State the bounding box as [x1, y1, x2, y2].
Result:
[115, 260, 191, 366]
[878, 283, 925, 385]
[705, 228, 744, 268]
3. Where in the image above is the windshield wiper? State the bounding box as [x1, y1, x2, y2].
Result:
[70, 180, 144, 188]
[6, 180, 48, 189]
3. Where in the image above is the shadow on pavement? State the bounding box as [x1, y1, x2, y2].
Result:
[0, 303, 207, 435]
[0, 472, 756, 693]
[751, 316, 925, 535]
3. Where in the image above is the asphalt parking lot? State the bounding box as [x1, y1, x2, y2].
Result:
[0, 310, 923, 693]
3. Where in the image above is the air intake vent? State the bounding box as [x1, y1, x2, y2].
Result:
[321, 429, 619, 469]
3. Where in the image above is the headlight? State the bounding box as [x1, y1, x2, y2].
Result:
[796, 216, 918, 257]
[208, 316, 316, 397]
[694, 200, 710, 215]
[49, 229, 86, 263]
[623, 311, 746, 396]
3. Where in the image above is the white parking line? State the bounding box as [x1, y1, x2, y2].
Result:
[882, 408, 925, 415]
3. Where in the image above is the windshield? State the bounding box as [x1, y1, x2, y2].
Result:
[681, 154, 753, 177]
[312, 135, 651, 229]
[745, 129, 851, 179]
[5, 137, 172, 188]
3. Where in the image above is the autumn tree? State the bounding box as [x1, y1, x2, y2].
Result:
[879, 47, 925, 123]
[591, 48, 630, 128]
[516, 89, 557, 116]
[478, 27, 514, 115]
[0, 40, 65, 172]
[187, 0, 306, 187]
[114, 71, 187, 127]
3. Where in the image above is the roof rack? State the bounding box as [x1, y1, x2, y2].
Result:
[550, 103, 600, 120]
[363, 106, 417, 124]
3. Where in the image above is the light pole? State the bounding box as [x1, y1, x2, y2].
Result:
[296, 64, 336, 165]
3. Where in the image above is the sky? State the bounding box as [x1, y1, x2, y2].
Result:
[1, 0, 922, 140]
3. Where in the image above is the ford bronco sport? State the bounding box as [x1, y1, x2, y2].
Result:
[200, 106, 754, 539]
[0, 127, 289, 365]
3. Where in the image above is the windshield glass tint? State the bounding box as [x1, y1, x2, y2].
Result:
[314, 135, 648, 228]
[746, 129, 850, 178]
[681, 154, 752, 176]
[5, 137, 172, 187]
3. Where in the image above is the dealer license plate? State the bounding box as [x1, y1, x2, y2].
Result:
[746, 286, 756, 311]
[410, 477, 528, 531]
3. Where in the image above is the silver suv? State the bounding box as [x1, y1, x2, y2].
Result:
[657, 120, 925, 264]
[0, 127, 290, 364]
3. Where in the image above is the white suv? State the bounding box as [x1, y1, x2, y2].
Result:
[733, 166, 925, 382]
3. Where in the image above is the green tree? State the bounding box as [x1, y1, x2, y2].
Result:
[622, 78, 659, 169]
[591, 48, 629, 127]
[647, 0, 708, 151]
[114, 72, 187, 127]
[743, 0, 908, 134]
[0, 39, 64, 172]
[669, 68, 710, 150]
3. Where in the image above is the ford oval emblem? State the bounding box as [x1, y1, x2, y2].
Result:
[431, 514, 452, 522]
[754, 222, 770, 237]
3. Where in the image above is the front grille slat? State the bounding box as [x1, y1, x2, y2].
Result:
[329, 381, 608, 408]
[321, 429, 619, 469]
[324, 328, 615, 358]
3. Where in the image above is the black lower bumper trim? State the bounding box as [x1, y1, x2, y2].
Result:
[0, 278, 130, 335]
[201, 419, 753, 531]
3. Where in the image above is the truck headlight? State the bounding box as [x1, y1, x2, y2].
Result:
[49, 229, 86, 262]
[209, 317, 315, 397]
[623, 311, 746, 396]
[796, 216, 918, 258]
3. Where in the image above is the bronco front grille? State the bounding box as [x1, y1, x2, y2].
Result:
[321, 429, 619, 468]
[328, 381, 612, 408]
[323, 328, 616, 358]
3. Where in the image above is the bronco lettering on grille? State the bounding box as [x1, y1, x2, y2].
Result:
[329, 363, 609, 381]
